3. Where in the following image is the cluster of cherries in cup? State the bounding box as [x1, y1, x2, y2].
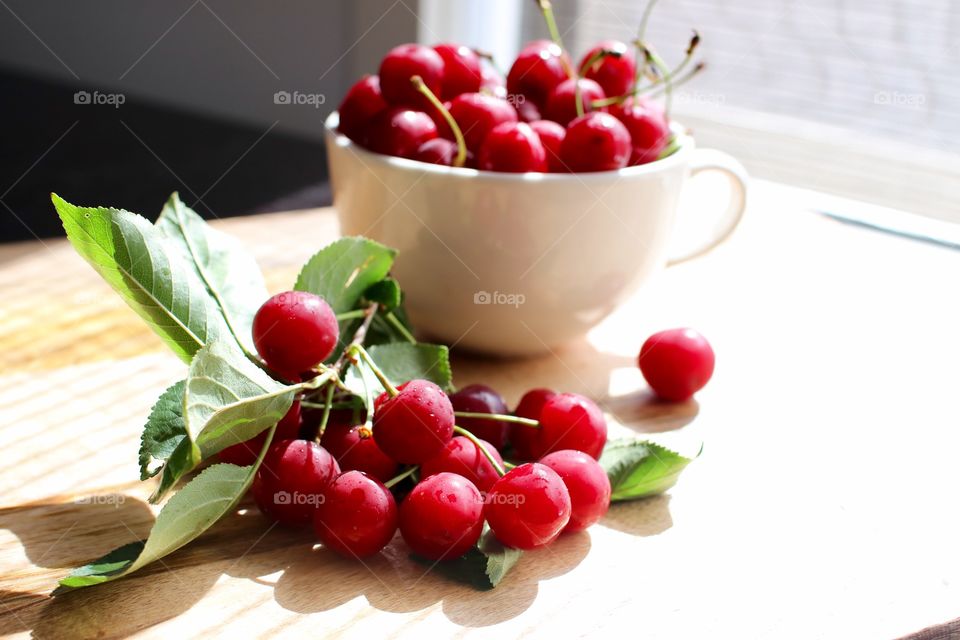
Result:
[221, 290, 715, 560]
[337, 40, 671, 173]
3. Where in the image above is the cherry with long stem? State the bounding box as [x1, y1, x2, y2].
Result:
[410, 75, 467, 167]
[575, 48, 622, 117]
[453, 425, 506, 476]
[453, 411, 540, 428]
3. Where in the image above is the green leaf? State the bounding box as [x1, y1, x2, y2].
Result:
[149, 436, 200, 504]
[138, 380, 187, 480]
[52, 194, 231, 363]
[155, 193, 267, 356]
[344, 343, 453, 399]
[58, 461, 259, 591]
[599, 438, 692, 502]
[363, 277, 401, 310]
[294, 237, 396, 314]
[413, 526, 522, 590]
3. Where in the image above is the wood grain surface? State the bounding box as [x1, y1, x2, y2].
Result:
[2, 181, 959, 639]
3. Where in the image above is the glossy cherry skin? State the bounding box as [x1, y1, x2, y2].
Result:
[543, 78, 606, 126]
[378, 43, 445, 109]
[218, 400, 302, 466]
[320, 423, 399, 482]
[537, 393, 608, 459]
[446, 93, 518, 154]
[509, 388, 557, 460]
[484, 463, 571, 549]
[364, 108, 438, 159]
[337, 75, 388, 143]
[420, 436, 504, 493]
[478, 122, 547, 173]
[638, 328, 715, 401]
[480, 65, 507, 98]
[506, 40, 570, 108]
[399, 472, 485, 560]
[515, 97, 542, 123]
[609, 97, 670, 165]
[579, 40, 636, 99]
[434, 44, 482, 100]
[448, 383, 510, 448]
[252, 291, 339, 379]
[414, 137, 458, 166]
[252, 439, 340, 527]
[528, 120, 566, 172]
[314, 471, 398, 558]
[559, 112, 632, 172]
[539, 449, 611, 532]
[373, 380, 455, 464]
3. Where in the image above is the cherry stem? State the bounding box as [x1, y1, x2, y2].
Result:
[384, 311, 416, 344]
[592, 36, 701, 109]
[336, 309, 366, 321]
[453, 426, 506, 477]
[314, 382, 336, 442]
[410, 75, 467, 167]
[633, 0, 661, 93]
[534, 0, 575, 79]
[384, 465, 419, 489]
[574, 48, 621, 117]
[352, 344, 399, 397]
[297, 369, 337, 392]
[333, 302, 379, 373]
[453, 411, 540, 428]
[503, 460, 517, 470]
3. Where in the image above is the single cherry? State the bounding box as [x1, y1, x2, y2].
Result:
[638, 328, 715, 401]
[448, 384, 510, 448]
[579, 40, 636, 99]
[484, 463, 571, 550]
[337, 75, 388, 143]
[320, 422, 399, 482]
[506, 40, 570, 108]
[539, 449, 611, 532]
[420, 435, 504, 492]
[480, 64, 507, 98]
[414, 137, 459, 166]
[515, 97, 542, 123]
[373, 379, 455, 464]
[609, 97, 670, 165]
[251, 439, 340, 527]
[364, 108, 438, 159]
[446, 93, 518, 154]
[544, 77, 606, 126]
[219, 400, 302, 466]
[378, 43, 445, 108]
[528, 120, 566, 172]
[252, 291, 339, 379]
[559, 111, 631, 172]
[478, 122, 547, 173]
[510, 388, 557, 460]
[399, 472, 484, 560]
[314, 471, 398, 558]
[434, 44, 482, 99]
[537, 392, 608, 459]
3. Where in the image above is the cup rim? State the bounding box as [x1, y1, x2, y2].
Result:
[324, 111, 694, 181]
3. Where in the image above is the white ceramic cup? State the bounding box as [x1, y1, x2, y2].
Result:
[324, 111, 747, 357]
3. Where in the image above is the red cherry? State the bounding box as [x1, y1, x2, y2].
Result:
[579, 40, 636, 99]
[379, 43, 445, 109]
[448, 384, 510, 448]
[484, 463, 571, 550]
[478, 122, 547, 173]
[446, 93, 517, 154]
[543, 78, 606, 126]
[537, 393, 608, 459]
[528, 120, 566, 172]
[609, 97, 670, 165]
[337, 75, 388, 143]
[509, 388, 556, 460]
[373, 380, 455, 464]
[639, 328, 715, 401]
[539, 450, 611, 532]
[559, 112, 631, 172]
[364, 108, 438, 159]
[480, 65, 507, 98]
[320, 423, 398, 482]
[314, 471, 397, 558]
[433, 44, 482, 100]
[218, 400, 302, 466]
[252, 291, 339, 379]
[514, 97, 542, 123]
[252, 439, 340, 527]
[506, 40, 570, 108]
[414, 138, 458, 166]
[420, 436, 504, 493]
[399, 472, 484, 560]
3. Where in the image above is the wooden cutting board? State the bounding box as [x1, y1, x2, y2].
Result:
[2, 182, 959, 639]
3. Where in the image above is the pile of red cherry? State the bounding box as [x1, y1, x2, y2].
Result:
[336, 40, 671, 173]
[219, 290, 714, 561]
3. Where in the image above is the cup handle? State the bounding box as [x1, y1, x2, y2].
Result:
[667, 149, 749, 265]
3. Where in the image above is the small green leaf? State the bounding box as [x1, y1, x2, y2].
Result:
[52, 194, 231, 363]
[413, 526, 522, 590]
[363, 277, 401, 310]
[599, 438, 692, 502]
[155, 193, 267, 355]
[344, 343, 453, 399]
[294, 237, 396, 314]
[139, 380, 187, 480]
[149, 436, 200, 504]
[58, 461, 259, 591]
